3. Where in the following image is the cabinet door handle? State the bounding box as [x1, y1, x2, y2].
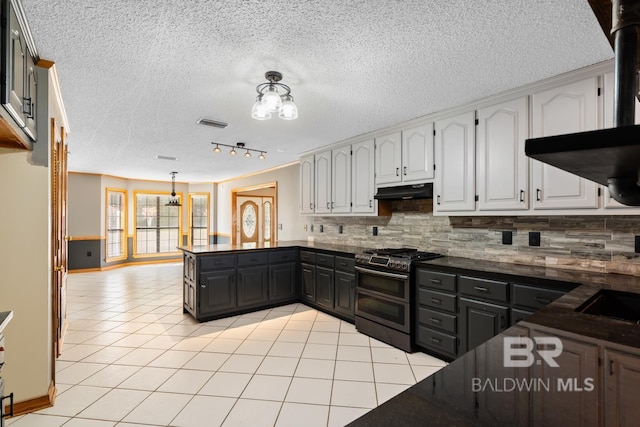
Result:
[519, 190, 525, 202]
[500, 316, 506, 329]
[396, 167, 399, 176]
[431, 337, 442, 345]
[430, 317, 441, 324]
[535, 297, 551, 305]
[430, 298, 442, 305]
[403, 166, 407, 176]
[473, 286, 489, 293]
[309, 202, 312, 210]
[200, 284, 205, 289]
[326, 202, 330, 209]
[430, 279, 441, 285]
[369, 199, 372, 208]
[609, 359, 615, 375]
[536, 189, 541, 201]
[437, 195, 441, 205]
[331, 202, 334, 208]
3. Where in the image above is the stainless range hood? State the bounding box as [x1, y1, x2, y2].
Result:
[374, 182, 434, 200]
[525, 0, 640, 206]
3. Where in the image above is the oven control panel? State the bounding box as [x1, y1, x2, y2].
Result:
[355, 254, 411, 272]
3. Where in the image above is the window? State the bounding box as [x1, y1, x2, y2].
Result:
[106, 189, 127, 260]
[135, 192, 181, 255]
[189, 193, 209, 246]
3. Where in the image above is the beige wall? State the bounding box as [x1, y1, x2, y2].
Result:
[216, 163, 306, 241]
[68, 173, 101, 236]
[0, 151, 52, 403]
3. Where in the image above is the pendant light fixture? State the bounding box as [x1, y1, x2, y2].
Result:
[165, 172, 182, 207]
[251, 71, 298, 120]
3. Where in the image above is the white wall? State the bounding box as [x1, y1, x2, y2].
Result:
[216, 163, 305, 241]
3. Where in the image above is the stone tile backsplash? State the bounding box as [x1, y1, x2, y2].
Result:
[308, 200, 640, 276]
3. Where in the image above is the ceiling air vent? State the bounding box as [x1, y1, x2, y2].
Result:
[196, 117, 229, 129]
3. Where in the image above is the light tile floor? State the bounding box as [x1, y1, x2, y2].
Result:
[7, 263, 446, 427]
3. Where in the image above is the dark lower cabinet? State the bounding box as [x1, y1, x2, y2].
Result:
[459, 297, 508, 353]
[301, 263, 315, 302]
[237, 265, 269, 308]
[200, 269, 236, 317]
[269, 262, 297, 303]
[315, 266, 334, 309]
[334, 271, 355, 319]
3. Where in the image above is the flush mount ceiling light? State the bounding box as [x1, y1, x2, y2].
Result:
[165, 172, 182, 207]
[212, 142, 266, 159]
[251, 71, 298, 120]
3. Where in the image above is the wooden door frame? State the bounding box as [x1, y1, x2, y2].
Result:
[231, 182, 277, 245]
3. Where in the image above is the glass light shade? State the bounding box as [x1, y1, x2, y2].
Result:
[230, 148, 237, 156]
[261, 85, 282, 112]
[259, 152, 265, 160]
[244, 150, 251, 158]
[214, 145, 221, 153]
[251, 97, 271, 120]
[279, 95, 298, 120]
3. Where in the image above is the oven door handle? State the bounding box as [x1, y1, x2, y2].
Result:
[355, 266, 409, 280]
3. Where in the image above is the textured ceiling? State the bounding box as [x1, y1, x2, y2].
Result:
[21, 0, 613, 183]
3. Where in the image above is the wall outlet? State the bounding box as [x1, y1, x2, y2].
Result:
[502, 231, 513, 245]
[278, 224, 283, 230]
[338, 225, 343, 234]
[635, 235, 640, 253]
[529, 231, 541, 247]
[87, 251, 92, 257]
[372, 226, 378, 236]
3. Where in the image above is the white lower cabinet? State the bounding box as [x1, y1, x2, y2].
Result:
[434, 111, 476, 212]
[531, 77, 599, 210]
[351, 139, 375, 214]
[476, 97, 529, 211]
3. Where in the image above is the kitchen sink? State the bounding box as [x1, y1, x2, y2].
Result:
[575, 289, 640, 324]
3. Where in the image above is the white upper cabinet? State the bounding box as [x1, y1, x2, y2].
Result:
[401, 123, 435, 183]
[332, 146, 352, 213]
[352, 139, 376, 214]
[531, 77, 599, 210]
[299, 154, 315, 214]
[314, 150, 332, 214]
[375, 132, 402, 185]
[476, 97, 529, 211]
[435, 111, 476, 212]
[602, 71, 640, 209]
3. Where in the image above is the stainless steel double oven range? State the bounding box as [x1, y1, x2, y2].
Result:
[354, 248, 443, 352]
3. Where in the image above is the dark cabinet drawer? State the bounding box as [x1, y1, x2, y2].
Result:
[417, 326, 457, 357]
[237, 252, 269, 266]
[300, 250, 316, 263]
[512, 284, 566, 310]
[418, 307, 457, 334]
[459, 276, 508, 303]
[200, 254, 235, 271]
[335, 256, 355, 272]
[511, 308, 533, 325]
[418, 288, 457, 314]
[417, 269, 456, 292]
[269, 250, 298, 264]
[316, 253, 335, 268]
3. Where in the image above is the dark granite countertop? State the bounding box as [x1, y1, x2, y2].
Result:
[350, 257, 640, 426]
[0, 311, 13, 333]
[177, 240, 366, 256]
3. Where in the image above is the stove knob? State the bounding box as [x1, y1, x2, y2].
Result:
[401, 261, 409, 271]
